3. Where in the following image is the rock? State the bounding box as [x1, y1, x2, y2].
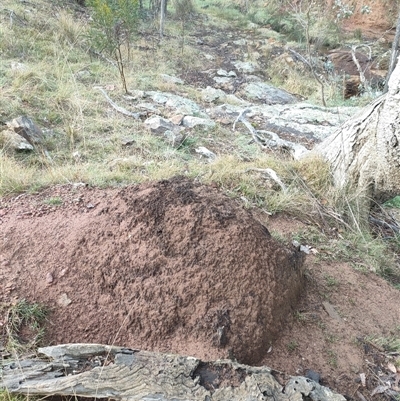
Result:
[147, 91, 206, 117]
[11, 62, 26, 71]
[195, 146, 216, 159]
[201, 86, 227, 103]
[169, 114, 185, 125]
[217, 69, 237, 77]
[208, 102, 360, 142]
[182, 116, 215, 129]
[163, 130, 184, 148]
[233, 38, 247, 46]
[205, 54, 215, 60]
[285, 376, 346, 401]
[144, 116, 176, 134]
[46, 272, 54, 284]
[6, 116, 44, 146]
[233, 61, 258, 73]
[160, 74, 184, 85]
[151, 93, 169, 104]
[58, 293, 72, 307]
[0, 129, 34, 150]
[241, 82, 297, 104]
[136, 103, 159, 113]
[213, 76, 232, 85]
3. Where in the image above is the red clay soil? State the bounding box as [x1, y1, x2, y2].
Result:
[1, 178, 400, 399]
[0, 177, 304, 365]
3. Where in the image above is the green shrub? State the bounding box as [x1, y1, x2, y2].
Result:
[86, 0, 140, 93]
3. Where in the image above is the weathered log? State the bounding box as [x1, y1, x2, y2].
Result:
[0, 344, 345, 401]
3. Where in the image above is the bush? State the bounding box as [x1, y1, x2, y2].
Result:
[86, 0, 140, 93]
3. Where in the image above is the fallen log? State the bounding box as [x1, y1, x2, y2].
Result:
[0, 343, 345, 401]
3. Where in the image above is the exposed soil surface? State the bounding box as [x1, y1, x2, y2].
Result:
[1, 179, 399, 399]
[0, 178, 305, 366]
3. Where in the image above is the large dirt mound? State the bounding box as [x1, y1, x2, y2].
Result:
[0, 178, 304, 363]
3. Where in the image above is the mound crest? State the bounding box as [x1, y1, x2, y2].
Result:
[0, 177, 305, 364]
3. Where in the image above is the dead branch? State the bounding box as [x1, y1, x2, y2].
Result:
[350, 45, 372, 94]
[95, 87, 141, 119]
[0, 344, 346, 401]
[233, 110, 309, 160]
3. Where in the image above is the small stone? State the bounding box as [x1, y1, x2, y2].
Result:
[46, 272, 54, 284]
[58, 293, 72, 307]
[195, 146, 216, 159]
[169, 114, 185, 125]
[121, 138, 135, 146]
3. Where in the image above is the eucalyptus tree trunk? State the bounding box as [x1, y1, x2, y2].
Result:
[315, 56, 400, 202]
[384, 11, 400, 93]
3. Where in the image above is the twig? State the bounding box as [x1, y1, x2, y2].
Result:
[94, 87, 140, 119]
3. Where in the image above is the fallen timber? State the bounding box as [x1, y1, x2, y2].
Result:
[1, 343, 345, 401]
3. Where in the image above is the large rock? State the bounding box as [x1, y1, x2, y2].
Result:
[147, 91, 207, 117]
[6, 116, 44, 147]
[144, 116, 176, 134]
[0, 129, 34, 150]
[208, 103, 360, 142]
[241, 82, 297, 104]
[201, 86, 227, 103]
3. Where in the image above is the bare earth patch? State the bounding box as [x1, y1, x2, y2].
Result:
[0, 180, 399, 399]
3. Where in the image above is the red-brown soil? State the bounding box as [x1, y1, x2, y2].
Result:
[0, 178, 304, 365]
[1, 180, 399, 399]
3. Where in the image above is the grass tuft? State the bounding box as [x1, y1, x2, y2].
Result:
[2, 299, 48, 353]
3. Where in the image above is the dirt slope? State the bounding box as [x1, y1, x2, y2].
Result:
[1, 180, 399, 398]
[0, 178, 304, 365]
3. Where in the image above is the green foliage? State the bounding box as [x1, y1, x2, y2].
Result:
[86, 0, 140, 92]
[384, 195, 400, 208]
[44, 196, 63, 206]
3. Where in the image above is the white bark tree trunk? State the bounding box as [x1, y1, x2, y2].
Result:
[315, 56, 400, 201]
